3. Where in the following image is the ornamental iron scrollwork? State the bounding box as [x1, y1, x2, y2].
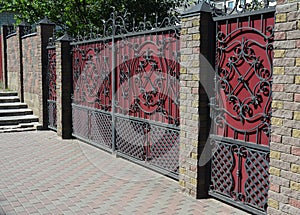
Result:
[206, 0, 276, 17]
[209, 139, 270, 213]
[210, 12, 274, 215]
[71, 11, 180, 178]
[214, 14, 274, 146]
[115, 33, 180, 127]
[72, 42, 112, 111]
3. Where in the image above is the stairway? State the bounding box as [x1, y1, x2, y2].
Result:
[0, 91, 42, 133]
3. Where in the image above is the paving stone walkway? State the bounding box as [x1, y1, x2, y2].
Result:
[0, 131, 249, 215]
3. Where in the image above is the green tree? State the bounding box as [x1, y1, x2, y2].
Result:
[0, 0, 192, 35]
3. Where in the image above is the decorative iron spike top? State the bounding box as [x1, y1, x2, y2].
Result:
[7, 25, 16, 36]
[22, 24, 37, 36]
[73, 8, 183, 42]
[207, 0, 276, 16]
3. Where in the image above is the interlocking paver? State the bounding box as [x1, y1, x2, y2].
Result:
[0, 131, 250, 214]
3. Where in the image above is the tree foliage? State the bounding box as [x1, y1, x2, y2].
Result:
[0, 0, 189, 35]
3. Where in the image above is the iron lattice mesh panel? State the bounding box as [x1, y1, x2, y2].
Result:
[116, 117, 145, 160]
[149, 125, 179, 174]
[90, 111, 112, 149]
[72, 106, 89, 139]
[210, 140, 234, 195]
[48, 101, 57, 129]
[245, 149, 269, 211]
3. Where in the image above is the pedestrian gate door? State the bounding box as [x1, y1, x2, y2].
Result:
[209, 5, 275, 215]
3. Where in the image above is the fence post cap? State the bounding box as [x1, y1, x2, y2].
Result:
[38, 17, 54, 25]
[57, 33, 73, 42]
[18, 20, 29, 26]
[181, 1, 212, 18]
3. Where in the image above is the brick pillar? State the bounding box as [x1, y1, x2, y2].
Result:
[179, 2, 214, 198]
[36, 18, 55, 128]
[1, 25, 8, 89]
[56, 34, 73, 139]
[268, 1, 300, 215]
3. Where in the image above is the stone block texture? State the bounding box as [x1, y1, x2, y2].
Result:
[3, 22, 54, 127]
[6, 32, 20, 93]
[180, 14, 201, 199]
[22, 33, 40, 118]
[179, 11, 213, 199]
[268, 1, 300, 215]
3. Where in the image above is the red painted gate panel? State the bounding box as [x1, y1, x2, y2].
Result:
[209, 12, 274, 215]
[71, 15, 181, 179]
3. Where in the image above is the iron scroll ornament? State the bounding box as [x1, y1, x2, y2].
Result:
[207, 0, 276, 16]
[115, 32, 180, 127]
[214, 24, 274, 145]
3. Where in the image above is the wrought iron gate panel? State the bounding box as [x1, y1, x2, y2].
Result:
[72, 42, 112, 110]
[72, 105, 90, 139]
[244, 148, 269, 210]
[47, 46, 57, 130]
[214, 14, 274, 145]
[71, 12, 180, 178]
[115, 32, 180, 126]
[72, 40, 113, 150]
[115, 116, 146, 161]
[149, 124, 179, 174]
[114, 29, 180, 177]
[210, 139, 234, 196]
[90, 111, 113, 149]
[209, 9, 274, 215]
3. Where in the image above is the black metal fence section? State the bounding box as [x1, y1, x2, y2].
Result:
[47, 43, 57, 130]
[209, 6, 275, 215]
[209, 137, 270, 215]
[71, 11, 181, 179]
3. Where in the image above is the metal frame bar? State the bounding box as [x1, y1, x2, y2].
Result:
[211, 135, 270, 152]
[116, 151, 179, 180]
[209, 190, 266, 215]
[213, 6, 276, 21]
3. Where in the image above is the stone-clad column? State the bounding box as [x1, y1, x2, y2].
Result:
[179, 2, 214, 198]
[56, 34, 73, 139]
[36, 18, 55, 128]
[268, 1, 300, 215]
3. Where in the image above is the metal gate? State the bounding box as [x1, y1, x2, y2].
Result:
[47, 40, 57, 130]
[209, 2, 275, 214]
[71, 13, 180, 179]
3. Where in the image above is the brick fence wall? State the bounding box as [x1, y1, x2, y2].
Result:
[268, 1, 300, 214]
[22, 33, 40, 118]
[1, 20, 55, 128]
[6, 30, 21, 94]
[0, 12, 15, 83]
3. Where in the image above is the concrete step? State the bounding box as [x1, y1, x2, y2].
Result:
[0, 122, 42, 133]
[0, 91, 18, 97]
[0, 115, 39, 126]
[0, 96, 20, 103]
[0, 102, 28, 110]
[0, 108, 33, 117]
